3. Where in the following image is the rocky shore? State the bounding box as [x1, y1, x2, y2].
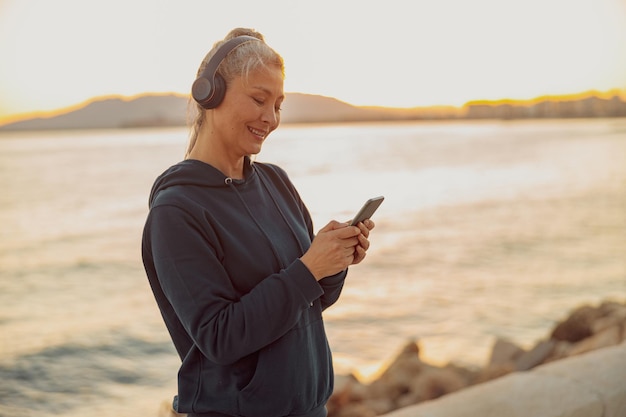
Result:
[157, 299, 625, 417]
[327, 299, 626, 417]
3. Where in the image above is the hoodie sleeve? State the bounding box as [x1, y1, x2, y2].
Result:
[319, 271, 347, 310]
[260, 163, 348, 308]
[144, 204, 325, 366]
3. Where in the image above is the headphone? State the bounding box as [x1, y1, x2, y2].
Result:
[192, 35, 261, 109]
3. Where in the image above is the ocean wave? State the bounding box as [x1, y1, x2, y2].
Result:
[0, 333, 176, 415]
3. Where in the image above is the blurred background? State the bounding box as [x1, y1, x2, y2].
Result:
[1, 1, 625, 416]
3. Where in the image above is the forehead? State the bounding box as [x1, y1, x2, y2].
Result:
[240, 66, 284, 95]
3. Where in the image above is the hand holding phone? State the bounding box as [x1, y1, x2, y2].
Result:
[350, 196, 384, 226]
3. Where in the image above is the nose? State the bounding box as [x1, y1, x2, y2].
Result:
[261, 106, 279, 127]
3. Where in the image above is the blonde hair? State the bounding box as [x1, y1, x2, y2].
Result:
[185, 28, 285, 158]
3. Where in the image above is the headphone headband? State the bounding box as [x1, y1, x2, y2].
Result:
[192, 35, 261, 109]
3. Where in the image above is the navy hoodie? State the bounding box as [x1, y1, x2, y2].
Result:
[142, 157, 346, 417]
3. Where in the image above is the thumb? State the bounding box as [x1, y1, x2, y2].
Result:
[319, 220, 349, 233]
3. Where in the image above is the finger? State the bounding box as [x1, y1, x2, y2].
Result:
[341, 239, 360, 251]
[330, 220, 350, 230]
[352, 246, 366, 265]
[357, 234, 370, 251]
[345, 250, 356, 264]
[356, 222, 370, 238]
[334, 225, 361, 239]
[364, 219, 375, 230]
[318, 220, 347, 234]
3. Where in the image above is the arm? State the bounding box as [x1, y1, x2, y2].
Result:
[318, 270, 347, 311]
[146, 205, 323, 366]
[260, 164, 353, 308]
[315, 219, 375, 310]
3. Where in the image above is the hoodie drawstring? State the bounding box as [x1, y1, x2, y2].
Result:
[225, 177, 289, 270]
[255, 169, 307, 258]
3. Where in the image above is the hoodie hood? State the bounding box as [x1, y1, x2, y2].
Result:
[148, 156, 255, 207]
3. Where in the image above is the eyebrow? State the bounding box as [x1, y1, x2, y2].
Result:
[252, 85, 284, 100]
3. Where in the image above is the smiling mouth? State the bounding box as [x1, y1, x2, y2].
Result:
[248, 127, 268, 139]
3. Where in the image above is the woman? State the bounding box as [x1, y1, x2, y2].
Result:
[142, 28, 375, 417]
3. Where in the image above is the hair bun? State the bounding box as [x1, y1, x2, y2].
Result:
[225, 27, 264, 42]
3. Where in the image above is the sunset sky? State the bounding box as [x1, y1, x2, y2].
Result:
[1, 0, 625, 124]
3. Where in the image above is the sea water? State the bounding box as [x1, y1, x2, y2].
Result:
[1, 119, 625, 416]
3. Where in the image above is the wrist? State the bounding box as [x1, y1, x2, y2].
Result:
[299, 254, 323, 281]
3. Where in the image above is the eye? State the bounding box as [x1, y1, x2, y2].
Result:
[252, 97, 264, 106]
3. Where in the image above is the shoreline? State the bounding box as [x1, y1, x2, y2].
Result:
[327, 298, 626, 417]
[157, 298, 626, 417]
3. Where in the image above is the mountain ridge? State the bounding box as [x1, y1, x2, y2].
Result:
[1, 90, 624, 132]
[0, 93, 443, 132]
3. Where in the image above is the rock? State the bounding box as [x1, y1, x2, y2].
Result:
[157, 400, 184, 417]
[591, 301, 626, 337]
[474, 339, 522, 383]
[543, 340, 573, 364]
[515, 339, 556, 371]
[551, 305, 604, 342]
[329, 339, 471, 416]
[347, 378, 370, 402]
[597, 300, 626, 319]
[365, 398, 396, 415]
[328, 374, 364, 409]
[488, 338, 525, 367]
[568, 325, 622, 356]
[473, 363, 516, 384]
[328, 300, 626, 417]
[443, 362, 479, 385]
[331, 402, 377, 417]
[592, 314, 624, 334]
[396, 392, 421, 409]
[366, 340, 424, 400]
[409, 367, 468, 402]
[334, 374, 357, 393]
[336, 403, 376, 417]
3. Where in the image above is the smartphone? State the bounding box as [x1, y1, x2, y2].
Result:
[350, 196, 384, 226]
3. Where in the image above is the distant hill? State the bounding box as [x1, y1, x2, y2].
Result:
[465, 94, 626, 119]
[0, 93, 440, 132]
[0, 95, 191, 131]
[1, 90, 623, 132]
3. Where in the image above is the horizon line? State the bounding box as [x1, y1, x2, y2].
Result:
[1, 88, 625, 126]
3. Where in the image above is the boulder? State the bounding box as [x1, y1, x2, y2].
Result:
[550, 305, 603, 342]
[329, 374, 365, 408]
[515, 339, 556, 371]
[591, 301, 626, 339]
[331, 402, 377, 417]
[366, 341, 424, 400]
[488, 338, 525, 367]
[473, 363, 516, 384]
[597, 300, 626, 319]
[568, 324, 622, 356]
[157, 400, 184, 417]
[408, 367, 468, 402]
[543, 340, 573, 363]
[327, 299, 626, 417]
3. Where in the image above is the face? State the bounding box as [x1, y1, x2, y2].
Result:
[211, 65, 284, 158]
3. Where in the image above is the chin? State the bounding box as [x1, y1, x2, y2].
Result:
[248, 144, 264, 155]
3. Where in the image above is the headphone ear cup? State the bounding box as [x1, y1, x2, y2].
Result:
[192, 73, 226, 109]
[191, 76, 212, 107]
[192, 36, 260, 109]
[205, 74, 226, 109]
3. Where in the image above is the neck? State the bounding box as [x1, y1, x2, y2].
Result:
[187, 125, 246, 179]
[188, 148, 246, 179]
